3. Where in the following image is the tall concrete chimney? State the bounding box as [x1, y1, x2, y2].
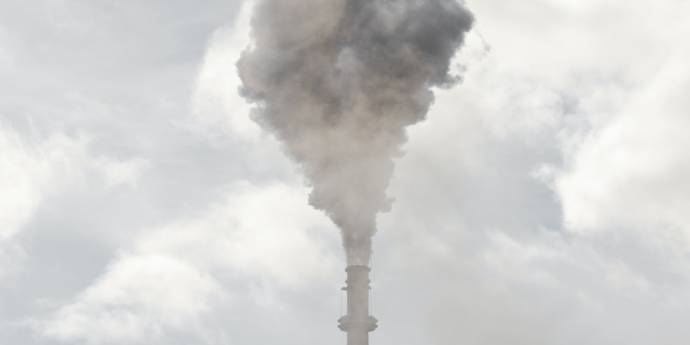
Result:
[338, 265, 377, 345]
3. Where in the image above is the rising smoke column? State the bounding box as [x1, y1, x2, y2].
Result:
[238, 0, 473, 265]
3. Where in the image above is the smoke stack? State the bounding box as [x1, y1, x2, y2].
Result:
[238, 1, 473, 343]
[338, 265, 377, 345]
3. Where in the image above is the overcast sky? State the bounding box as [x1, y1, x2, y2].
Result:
[2, 1, 690, 344]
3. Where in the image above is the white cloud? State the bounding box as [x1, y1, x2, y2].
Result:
[0, 125, 148, 241]
[135, 181, 340, 290]
[94, 156, 148, 189]
[0, 127, 46, 241]
[557, 60, 690, 236]
[0, 126, 82, 241]
[0, 122, 148, 287]
[37, 180, 340, 344]
[192, 2, 261, 141]
[41, 254, 224, 345]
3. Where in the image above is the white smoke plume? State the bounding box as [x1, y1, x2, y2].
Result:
[238, 0, 474, 265]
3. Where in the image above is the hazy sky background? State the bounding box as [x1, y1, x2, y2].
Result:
[2, 1, 690, 344]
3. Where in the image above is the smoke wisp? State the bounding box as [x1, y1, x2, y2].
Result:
[238, 0, 473, 265]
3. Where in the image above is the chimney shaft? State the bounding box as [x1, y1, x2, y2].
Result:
[338, 265, 377, 345]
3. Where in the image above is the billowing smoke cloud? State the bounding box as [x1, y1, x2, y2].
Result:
[238, 0, 473, 265]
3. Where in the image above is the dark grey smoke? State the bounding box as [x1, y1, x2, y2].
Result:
[238, 0, 473, 265]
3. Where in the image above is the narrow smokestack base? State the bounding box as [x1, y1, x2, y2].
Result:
[339, 265, 377, 345]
